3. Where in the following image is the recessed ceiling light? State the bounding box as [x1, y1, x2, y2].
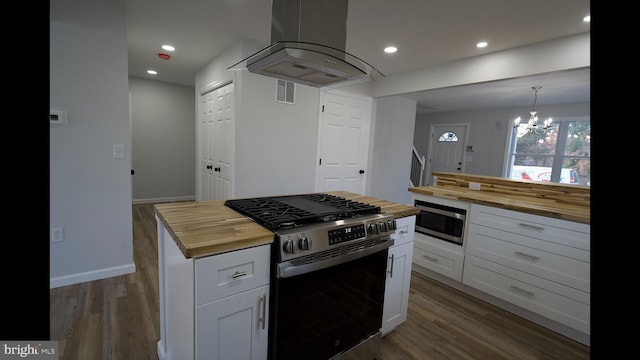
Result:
[147, 70, 158, 75]
[162, 44, 175, 51]
[476, 41, 488, 48]
[583, 15, 590, 22]
[384, 46, 397, 54]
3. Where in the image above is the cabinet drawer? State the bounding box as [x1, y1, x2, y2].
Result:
[467, 223, 590, 292]
[462, 255, 590, 334]
[469, 204, 590, 251]
[195, 244, 270, 305]
[391, 216, 415, 247]
[413, 234, 464, 281]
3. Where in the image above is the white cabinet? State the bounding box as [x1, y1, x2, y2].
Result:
[157, 217, 271, 360]
[462, 204, 590, 335]
[410, 194, 469, 281]
[413, 232, 465, 281]
[382, 215, 415, 336]
[196, 285, 269, 360]
[195, 245, 271, 360]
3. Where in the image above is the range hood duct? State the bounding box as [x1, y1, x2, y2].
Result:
[229, 0, 383, 88]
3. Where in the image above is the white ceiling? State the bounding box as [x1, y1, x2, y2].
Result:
[123, 0, 590, 114]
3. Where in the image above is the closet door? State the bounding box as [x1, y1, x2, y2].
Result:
[199, 83, 234, 200]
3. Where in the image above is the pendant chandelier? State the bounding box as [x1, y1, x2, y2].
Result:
[513, 86, 553, 134]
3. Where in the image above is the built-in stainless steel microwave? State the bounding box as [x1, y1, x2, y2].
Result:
[414, 199, 466, 245]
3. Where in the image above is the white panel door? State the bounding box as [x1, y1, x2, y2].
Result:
[213, 83, 234, 200]
[425, 124, 468, 185]
[316, 91, 371, 194]
[199, 83, 234, 201]
[200, 93, 215, 201]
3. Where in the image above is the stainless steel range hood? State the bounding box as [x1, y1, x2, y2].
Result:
[228, 0, 383, 88]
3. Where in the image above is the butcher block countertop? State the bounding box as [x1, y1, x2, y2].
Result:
[154, 191, 420, 259]
[409, 172, 590, 224]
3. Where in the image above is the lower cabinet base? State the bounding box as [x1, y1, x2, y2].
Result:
[411, 265, 590, 346]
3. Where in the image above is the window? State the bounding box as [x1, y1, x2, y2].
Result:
[438, 131, 459, 142]
[506, 118, 590, 186]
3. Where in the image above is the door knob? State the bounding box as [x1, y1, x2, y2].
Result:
[206, 165, 213, 169]
[131, 169, 135, 175]
[214, 167, 221, 172]
[359, 169, 365, 174]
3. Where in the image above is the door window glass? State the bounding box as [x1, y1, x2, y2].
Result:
[438, 131, 459, 142]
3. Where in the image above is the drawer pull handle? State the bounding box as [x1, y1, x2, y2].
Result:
[388, 254, 395, 278]
[422, 255, 439, 262]
[232, 271, 247, 279]
[259, 294, 267, 330]
[514, 251, 540, 261]
[509, 285, 535, 298]
[518, 223, 545, 231]
[400, 230, 408, 234]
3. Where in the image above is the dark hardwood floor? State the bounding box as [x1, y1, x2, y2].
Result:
[49, 203, 590, 359]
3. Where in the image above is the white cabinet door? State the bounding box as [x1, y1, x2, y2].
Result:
[196, 285, 270, 360]
[381, 242, 413, 336]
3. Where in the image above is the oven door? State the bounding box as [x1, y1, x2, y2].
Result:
[269, 243, 389, 360]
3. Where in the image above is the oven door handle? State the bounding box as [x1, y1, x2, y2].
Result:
[276, 239, 394, 278]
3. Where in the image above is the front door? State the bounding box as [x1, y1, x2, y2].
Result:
[425, 123, 468, 185]
[315, 91, 372, 194]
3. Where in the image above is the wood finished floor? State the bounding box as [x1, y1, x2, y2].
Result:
[49, 203, 590, 359]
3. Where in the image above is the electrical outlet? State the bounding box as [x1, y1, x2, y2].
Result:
[468, 182, 481, 190]
[51, 227, 64, 242]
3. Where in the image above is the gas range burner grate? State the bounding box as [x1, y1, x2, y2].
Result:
[224, 193, 380, 230]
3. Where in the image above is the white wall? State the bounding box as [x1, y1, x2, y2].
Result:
[234, 72, 320, 197]
[50, 0, 134, 288]
[368, 96, 417, 205]
[129, 77, 196, 203]
[414, 102, 591, 181]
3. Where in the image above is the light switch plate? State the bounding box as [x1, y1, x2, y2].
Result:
[113, 144, 125, 159]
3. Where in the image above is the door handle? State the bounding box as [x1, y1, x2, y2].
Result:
[359, 169, 365, 174]
[131, 169, 135, 175]
[214, 167, 221, 172]
[206, 165, 213, 169]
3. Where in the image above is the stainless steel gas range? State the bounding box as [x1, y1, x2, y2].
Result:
[225, 193, 396, 360]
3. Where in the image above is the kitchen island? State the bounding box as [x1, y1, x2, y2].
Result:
[154, 191, 419, 360]
[408, 172, 590, 345]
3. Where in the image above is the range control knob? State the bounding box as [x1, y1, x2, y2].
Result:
[387, 219, 397, 231]
[298, 236, 311, 251]
[378, 221, 388, 232]
[283, 240, 297, 254]
[368, 223, 378, 234]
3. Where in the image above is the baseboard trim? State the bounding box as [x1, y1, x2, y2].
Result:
[132, 195, 195, 204]
[50, 263, 136, 289]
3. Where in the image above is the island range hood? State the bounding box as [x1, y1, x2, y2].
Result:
[229, 0, 383, 88]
